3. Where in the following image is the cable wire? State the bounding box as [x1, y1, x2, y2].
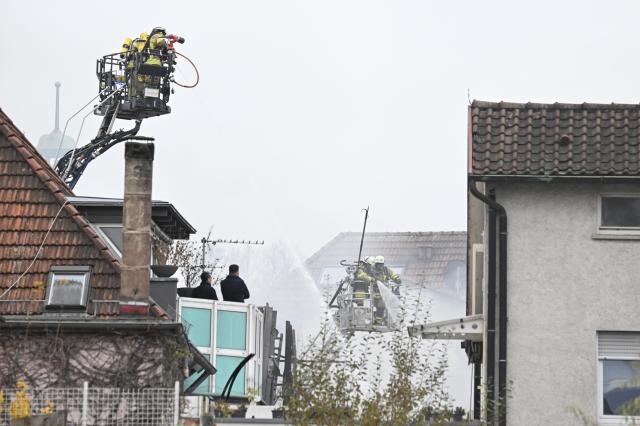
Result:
[0, 201, 69, 300]
[173, 51, 200, 88]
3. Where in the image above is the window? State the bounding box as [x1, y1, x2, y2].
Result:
[599, 195, 640, 233]
[598, 332, 640, 424]
[46, 266, 91, 309]
[93, 224, 123, 257]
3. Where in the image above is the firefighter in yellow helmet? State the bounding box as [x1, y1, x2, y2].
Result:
[128, 32, 149, 97]
[135, 32, 148, 52]
[145, 27, 168, 66]
[356, 256, 402, 325]
[356, 256, 401, 287]
[120, 37, 132, 58]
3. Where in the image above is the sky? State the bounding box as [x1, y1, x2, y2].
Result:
[1, 0, 638, 256]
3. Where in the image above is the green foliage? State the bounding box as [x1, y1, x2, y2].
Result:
[286, 307, 451, 425]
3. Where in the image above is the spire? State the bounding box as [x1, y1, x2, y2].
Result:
[54, 82, 61, 131]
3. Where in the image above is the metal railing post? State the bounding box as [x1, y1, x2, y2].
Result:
[82, 381, 89, 426]
[174, 381, 180, 425]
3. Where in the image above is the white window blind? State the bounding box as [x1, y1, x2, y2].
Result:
[598, 332, 640, 358]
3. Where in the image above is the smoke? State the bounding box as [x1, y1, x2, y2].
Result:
[210, 239, 324, 340]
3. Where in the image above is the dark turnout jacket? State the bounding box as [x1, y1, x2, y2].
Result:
[221, 275, 250, 303]
[191, 282, 218, 300]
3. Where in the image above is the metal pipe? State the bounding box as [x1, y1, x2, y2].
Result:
[355, 206, 369, 275]
[469, 179, 508, 425]
[497, 198, 508, 426]
[469, 180, 497, 422]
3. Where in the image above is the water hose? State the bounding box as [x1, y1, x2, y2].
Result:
[173, 51, 200, 88]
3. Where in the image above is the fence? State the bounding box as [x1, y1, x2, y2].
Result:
[0, 382, 179, 426]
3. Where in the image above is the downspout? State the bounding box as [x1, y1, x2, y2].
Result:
[468, 180, 508, 425]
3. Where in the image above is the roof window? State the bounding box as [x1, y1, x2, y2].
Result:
[45, 266, 91, 310]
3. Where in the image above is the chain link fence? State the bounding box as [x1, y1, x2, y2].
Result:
[0, 383, 179, 425]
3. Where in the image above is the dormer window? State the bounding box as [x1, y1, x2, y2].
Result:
[46, 266, 91, 310]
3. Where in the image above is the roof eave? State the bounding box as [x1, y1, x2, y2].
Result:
[0, 318, 182, 331]
[469, 174, 640, 184]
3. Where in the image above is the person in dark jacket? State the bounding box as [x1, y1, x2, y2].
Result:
[221, 264, 250, 303]
[191, 271, 218, 300]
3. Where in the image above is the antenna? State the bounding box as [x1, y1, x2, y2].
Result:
[355, 206, 369, 274]
[199, 236, 265, 270]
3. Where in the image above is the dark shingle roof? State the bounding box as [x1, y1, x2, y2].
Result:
[305, 232, 466, 291]
[0, 108, 121, 316]
[469, 101, 640, 177]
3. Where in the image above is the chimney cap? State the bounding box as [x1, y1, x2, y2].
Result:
[125, 142, 155, 160]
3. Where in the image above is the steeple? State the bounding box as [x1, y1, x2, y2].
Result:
[37, 82, 75, 166]
[54, 81, 60, 131]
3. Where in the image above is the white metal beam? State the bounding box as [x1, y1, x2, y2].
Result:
[407, 314, 484, 341]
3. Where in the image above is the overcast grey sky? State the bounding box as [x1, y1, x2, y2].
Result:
[1, 1, 636, 256]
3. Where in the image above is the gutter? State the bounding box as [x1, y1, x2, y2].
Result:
[469, 179, 508, 426]
[470, 174, 640, 184]
[0, 318, 183, 332]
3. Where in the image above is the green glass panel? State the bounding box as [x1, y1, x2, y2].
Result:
[182, 307, 211, 347]
[184, 355, 211, 395]
[215, 355, 246, 396]
[216, 310, 246, 350]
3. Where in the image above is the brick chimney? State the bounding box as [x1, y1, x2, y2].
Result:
[120, 142, 154, 315]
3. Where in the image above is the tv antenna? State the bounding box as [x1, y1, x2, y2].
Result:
[199, 232, 264, 270]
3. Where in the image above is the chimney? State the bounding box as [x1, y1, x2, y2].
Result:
[120, 142, 154, 315]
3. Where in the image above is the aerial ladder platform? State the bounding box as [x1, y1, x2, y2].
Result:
[54, 27, 198, 189]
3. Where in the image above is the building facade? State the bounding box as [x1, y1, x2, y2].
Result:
[0, 107, 213, 394]
[466, 102, 640, 425]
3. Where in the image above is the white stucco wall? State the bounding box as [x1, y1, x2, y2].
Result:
[492, 181, 640, 425]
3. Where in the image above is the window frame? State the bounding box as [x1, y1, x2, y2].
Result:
[597, 194, 640, 236]
[45, 266, 92, 310]
[597, 332, 640, 425]
[92, 223, 124, 258]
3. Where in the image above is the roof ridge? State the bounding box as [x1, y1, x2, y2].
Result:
[0, 108, 121, 273]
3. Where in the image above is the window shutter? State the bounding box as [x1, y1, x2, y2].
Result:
[598, 332, 640, 358]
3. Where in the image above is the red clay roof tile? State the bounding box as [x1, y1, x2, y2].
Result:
[0, 108, 122, 316]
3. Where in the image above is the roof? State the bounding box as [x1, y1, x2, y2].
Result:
[469, 101, 640, 178]
[305, 232, 466, 292]
[0, 108, 122, 316]
[68, 196, 196, 239]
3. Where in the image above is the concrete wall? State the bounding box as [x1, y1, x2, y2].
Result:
[491, 181, 640, 425]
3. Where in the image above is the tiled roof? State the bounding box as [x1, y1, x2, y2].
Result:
[469, 101, 640, 177]
[0, 108, 121, 316]
[305, 232, 466, 291]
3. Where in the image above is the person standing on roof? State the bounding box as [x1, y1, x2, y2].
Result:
[191, 271, 218, 300]
[221, 264, 250, 303]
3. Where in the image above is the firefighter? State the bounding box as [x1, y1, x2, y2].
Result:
[145, 27, 168, 66]
[135, 32, 148, 52]
[120, 37, 132, 58]
[356, 256, 401, 286]
[128, 33, 149, 98]
[356, 256, 402, 325]
[370, 256, 401, 295]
